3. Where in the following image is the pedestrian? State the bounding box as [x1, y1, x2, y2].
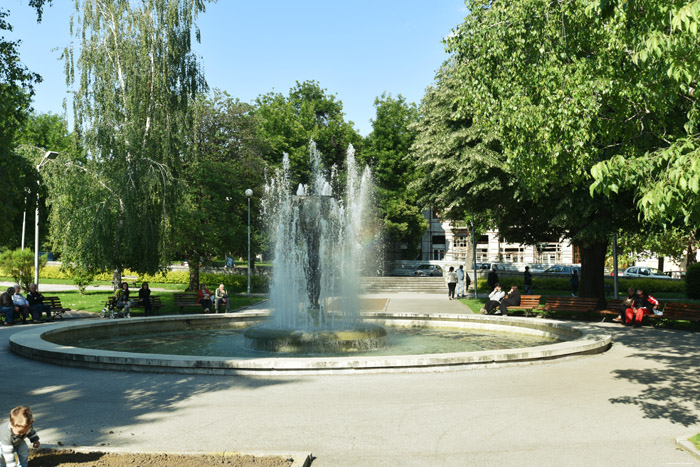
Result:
[487, 266, 499, 291]
[523, 266, 533, 295]
[456, 265, 465, 298]
[1, 406, 40, 467]
[570, 270, 579, 297]
[446, 266, 458, 300]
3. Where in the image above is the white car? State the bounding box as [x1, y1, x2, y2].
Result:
[543, 265, 581, 275]
[413, 264, 443, 277]
[622, 266, 670, 279]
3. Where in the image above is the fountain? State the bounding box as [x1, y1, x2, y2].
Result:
[243, 142, 387, 353]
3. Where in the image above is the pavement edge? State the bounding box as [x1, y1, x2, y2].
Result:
[676, 434, 700, 461]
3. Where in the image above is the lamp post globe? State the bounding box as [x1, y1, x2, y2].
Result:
[245, 189, 253, 297]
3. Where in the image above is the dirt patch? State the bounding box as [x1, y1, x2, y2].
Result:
[29, 449, 295, 466]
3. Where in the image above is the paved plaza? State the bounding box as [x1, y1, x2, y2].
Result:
[2, 293, 699, 466]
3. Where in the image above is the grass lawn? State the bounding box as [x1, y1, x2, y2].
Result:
[54, 290, 265, 315]
[691, 433, 700, 450]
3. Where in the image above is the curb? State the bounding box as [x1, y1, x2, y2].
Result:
[676, 435, 700, 461]
[35, 446, 313, 466]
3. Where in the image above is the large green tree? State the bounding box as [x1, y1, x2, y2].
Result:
[255, 80, 362, 184]
[362, 93, 426, 259]
[175, 90, 268, 290]
[589, 0, 700, 229]
[47, 0, 208, 282]
[424, 0, 688, 300]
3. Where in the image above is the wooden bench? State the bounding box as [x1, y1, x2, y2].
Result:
[540, 296, 599, 319]
[649, 302, 700, 326]
[173, 292, 203, 314]
[43, 296, 71, 320]
[506, 295, 542, 316]
[597, 298, 625, 322]
[103, 295, 163, 317]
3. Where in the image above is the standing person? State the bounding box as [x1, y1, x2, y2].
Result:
[27, 284, 51, 322]
[487, 266, 499, 291]
[11, 286, 31, 323]
[114, 282, 132, 318]
[498, 285, 521, 316]
[625, 288, 659, 327]
[214, 284, 229, 313]
[570, 270, 579, 297]
[456, 265, 466, 298]
[523, 266, 533, 295]
[198, 283, 212, 313]
[0, 287, 17, 326]
[465, 270, 472, 298]
[1, 406, 40, 467]
[446, 266, 458, 300]
[137, 282, 152, 316]
[481, 283, 506, 314]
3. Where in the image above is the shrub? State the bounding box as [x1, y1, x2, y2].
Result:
[0, 248, 48, 289]
[685, 263, 700, 299]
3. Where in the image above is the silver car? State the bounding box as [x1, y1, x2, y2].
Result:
[413, 264, 443, 277]
[622, 266, 670, 279]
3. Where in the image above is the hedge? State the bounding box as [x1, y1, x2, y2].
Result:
[475, 274, 685, 295]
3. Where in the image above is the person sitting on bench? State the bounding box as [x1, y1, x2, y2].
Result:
[498, 285, 521, 316]
[481, 284, 505, 314]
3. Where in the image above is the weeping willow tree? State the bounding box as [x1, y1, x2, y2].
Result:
[46, 0, 208, 284]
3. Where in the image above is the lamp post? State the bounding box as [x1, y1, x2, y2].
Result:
[35, 151, 59, 286]
[245, 188, 253, 297]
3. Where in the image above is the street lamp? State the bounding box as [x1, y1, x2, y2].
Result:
[245, 188, 253, 297]
[35, 151, 59, 286]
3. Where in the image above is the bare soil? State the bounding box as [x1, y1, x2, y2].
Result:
[29, 449, 295, 466]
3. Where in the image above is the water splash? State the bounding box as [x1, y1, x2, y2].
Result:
[262, 142, 374, 330]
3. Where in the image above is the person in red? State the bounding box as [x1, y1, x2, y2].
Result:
[625, 288, 659, 327]
[197, 283, 213, 313]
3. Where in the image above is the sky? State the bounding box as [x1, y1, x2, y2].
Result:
[5, 0, 467, 136]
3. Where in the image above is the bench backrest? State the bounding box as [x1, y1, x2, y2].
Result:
[545, 297, 597, 311]
[662, 302, 700, 319]
[174, 292, 199, 304]
[519, 295, 542, 306]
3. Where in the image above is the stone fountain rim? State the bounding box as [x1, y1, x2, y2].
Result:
[9, 311, 612, 376]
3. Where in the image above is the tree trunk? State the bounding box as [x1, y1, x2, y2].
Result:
[687, 233, 698, 268]
[187, 255, 200, 292]
[112, 267, 122, 292]
[578, 239, 608, 308]
[657, 256, 665, 272]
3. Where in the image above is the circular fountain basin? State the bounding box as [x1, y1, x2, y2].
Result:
[9, 311, 611, 375]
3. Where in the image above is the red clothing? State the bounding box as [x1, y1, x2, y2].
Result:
[625, 294, 659, 325]
[197, 287, 211, 304]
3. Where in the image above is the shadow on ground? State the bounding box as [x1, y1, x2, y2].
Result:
[608, 326, 700, 427]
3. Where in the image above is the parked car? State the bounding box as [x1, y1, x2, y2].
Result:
[543, 264, 581, 275]
[475, 262, 508, 271]
[622, 266, 670, 279]
[413, 264, 443, 277]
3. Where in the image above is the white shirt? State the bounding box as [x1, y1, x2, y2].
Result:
[12, 293, 29, 306]
[488, 289, 505, 302]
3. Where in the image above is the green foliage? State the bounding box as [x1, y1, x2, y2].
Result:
[200, 272, 268, 294]
[48, 0, 208, 276]
[60, 263, 95, 295]
[0, 248, 47, 289]
[685, 263, 700, 299]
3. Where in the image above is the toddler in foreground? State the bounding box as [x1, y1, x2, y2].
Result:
[1, 406, 40, 467]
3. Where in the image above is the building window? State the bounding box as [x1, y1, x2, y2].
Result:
[432, 235, 446, 246]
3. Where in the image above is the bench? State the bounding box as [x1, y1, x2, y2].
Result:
[540, 296, 599, 319]
[597, 298, 625, 322]
[649, 302, 700, 327]
[506, 295, 542, 316]
[43, 296, 71, 320]
[103, 295, 163, 317]
[173, 292, 204, 314]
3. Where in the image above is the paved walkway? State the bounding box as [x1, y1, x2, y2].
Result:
[2, 293, 699, 466]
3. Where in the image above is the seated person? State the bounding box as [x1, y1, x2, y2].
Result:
[27, 283, 52, 322]
[138, 282, 152, 316]
[481, 284, 506, 314]
[0, 287, 17, 326]
[625, 288, 659, 327]
[12, 285, 31, 323]
[613, 287, 636, 324]
[198, 283, 212, 313]
[114, 282, 133, 318]
[498, 285, 521, 316]
[214, 284, 229, 313]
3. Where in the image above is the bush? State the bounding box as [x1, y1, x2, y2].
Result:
[0, 248, 48, 289]
[201, 272, 268, 294]
[685, 263, 700, 299]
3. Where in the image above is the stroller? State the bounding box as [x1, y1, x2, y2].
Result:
[100, 297, 133, 319]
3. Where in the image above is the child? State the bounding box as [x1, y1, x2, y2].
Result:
[1, 406, 40, 467]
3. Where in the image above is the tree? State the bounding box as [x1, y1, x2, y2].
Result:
[0, 6, 42, 249]
[174, 90, 267, 290]
[0, 248, 47, 290]
[588, 0, 700, 229]
[434, 0, 688, 300]
[47, 0, 208, 284]
[255, 80, 362, 184]
[362, 93, 426, 259]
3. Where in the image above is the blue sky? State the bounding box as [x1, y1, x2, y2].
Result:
[6, 0, 467, 136]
